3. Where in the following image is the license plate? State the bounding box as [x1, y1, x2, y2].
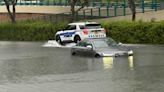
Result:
[94, 31, 98, 34]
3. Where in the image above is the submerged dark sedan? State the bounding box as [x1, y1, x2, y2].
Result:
[71, 38, 133, 57]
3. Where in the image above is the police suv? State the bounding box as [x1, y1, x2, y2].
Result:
[55, 22, 106, 44]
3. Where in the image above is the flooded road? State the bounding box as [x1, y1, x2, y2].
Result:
[0, 41, 164, 92]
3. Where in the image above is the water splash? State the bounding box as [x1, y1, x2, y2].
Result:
[42, 40, 76, 48]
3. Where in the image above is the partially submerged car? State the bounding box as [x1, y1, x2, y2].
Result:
[55, 22, 106, 44]
[71, 38, 133, 57]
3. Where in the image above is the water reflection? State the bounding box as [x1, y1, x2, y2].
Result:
[128, 56, 134, 70]
[102, 57, 113, 69]
[72, 56, 135, 71]
[101, 56, 134, 70]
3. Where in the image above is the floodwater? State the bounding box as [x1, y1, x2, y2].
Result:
[0, 41, 164, 92]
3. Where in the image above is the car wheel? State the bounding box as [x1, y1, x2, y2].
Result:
[95, 54, 101, 58]
[74, 35, 81, 43]
[55, 35, 62, 45]
[71, 51, 76, 55]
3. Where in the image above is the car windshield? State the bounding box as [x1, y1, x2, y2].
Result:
[106, 38, 118, 46]
[92, 38, 118, 48]
[92, 40, 109, 48]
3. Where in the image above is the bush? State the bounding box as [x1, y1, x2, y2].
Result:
[0, 20, 67, 41]
[0, 20, 164, 44]
[101, 20, 164, 44]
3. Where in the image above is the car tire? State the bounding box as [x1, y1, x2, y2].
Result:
[74, 35, 81, 43]
[95, 54, 101, 58]
[71, 51, 76, 55]
[55, 35, 62, 45]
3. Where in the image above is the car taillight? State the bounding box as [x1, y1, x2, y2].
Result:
[83, 29, 88, 35]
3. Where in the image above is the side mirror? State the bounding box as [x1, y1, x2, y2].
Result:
[86, 45, 92, 49]
[118, 42, 122, 45]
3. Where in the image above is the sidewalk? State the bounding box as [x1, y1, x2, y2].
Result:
[94, 9, 164, 22]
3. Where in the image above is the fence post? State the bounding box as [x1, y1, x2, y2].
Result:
[107, 6, 109, 17]
[141, 0, 145, 13]
[98, 8, 101, 17]
[114, 0, 118, 16]
[25, 0, 26, 5]
[40, 0, 43, 5]
[100, 0, 102, 7]
[106, 0, 110, 17]
[20, 0, 22, 5]
[83, 10, 86, 19]
[151, 0, 154, 9]
[123, 0, 126, 16]
[107, 0, 110, 7]
[91, 9, 93, 19]
[92, 0, 95, 7]
[30, 0, 32, 5]
[154, 0, 157, 11]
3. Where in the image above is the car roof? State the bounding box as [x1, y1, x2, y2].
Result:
[69, 22, 99, 25]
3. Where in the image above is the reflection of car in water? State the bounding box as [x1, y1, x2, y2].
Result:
[70, 56, 134, 71]
[71, 38, 133, 57]
[102, 56, 134, 70]
[55, 22, 106, 44]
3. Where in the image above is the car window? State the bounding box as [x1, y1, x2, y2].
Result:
[65, 25, 76, 30]
[92, 40, 108, 48]
[85, 24, 102, 29]
[77, 40, 92, 47]
[106, 38, 118, 46]
[79, 25, 85, 29]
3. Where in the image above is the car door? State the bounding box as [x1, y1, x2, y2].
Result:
[73, 41, 85, 55]
[83, 41, 94, 56]
[75, 40, 94, 56]
[60, 25, 76, 41]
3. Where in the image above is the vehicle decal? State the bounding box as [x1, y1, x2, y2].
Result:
[59, 32, 76, 36]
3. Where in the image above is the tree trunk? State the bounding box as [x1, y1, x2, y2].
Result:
[69, 0, 89, 22]
[71, 5, 76, 22]
[12, 4, 16, 23]
[4, 0, 17, 23]
[132, 12, 136, 21]
[128, 0, 136, 21]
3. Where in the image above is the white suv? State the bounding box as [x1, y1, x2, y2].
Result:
[55, 22, 106, 44]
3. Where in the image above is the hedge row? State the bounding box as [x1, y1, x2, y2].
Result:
[0, 20, 66, 41]
[101, 20, 164, 44]
[0, 20, 164, 44]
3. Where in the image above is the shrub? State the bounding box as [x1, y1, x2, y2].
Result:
[101, 20, 164, 44]
[0, 20, 67, 41]
[0, 20, 164, 44]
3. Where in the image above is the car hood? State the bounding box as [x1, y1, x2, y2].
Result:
[95, 46, 132, 56]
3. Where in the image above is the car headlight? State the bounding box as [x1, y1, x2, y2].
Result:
[128, 50, 133, 55]
[102, 53, 115, 57]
